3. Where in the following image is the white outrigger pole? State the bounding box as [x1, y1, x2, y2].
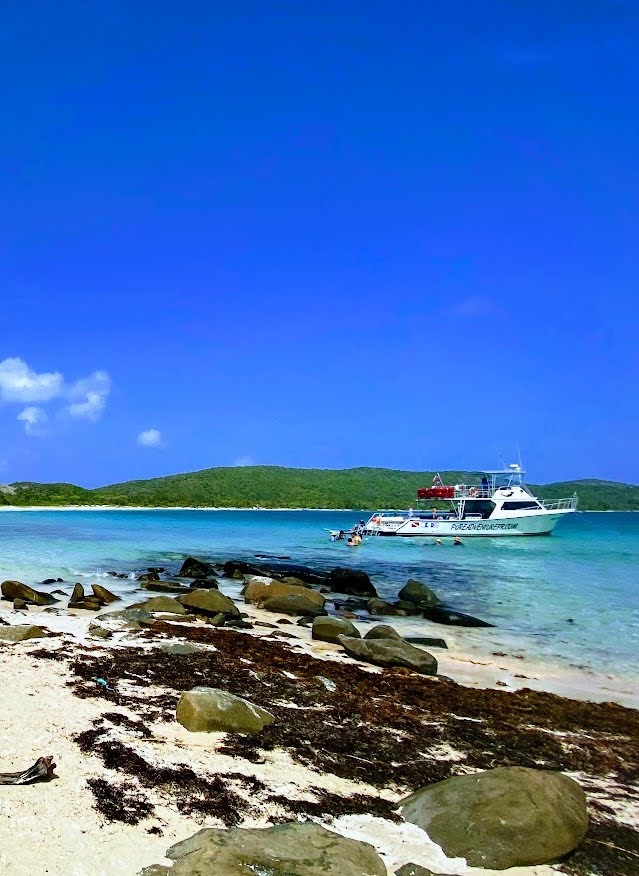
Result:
[357, 465, 577, 538]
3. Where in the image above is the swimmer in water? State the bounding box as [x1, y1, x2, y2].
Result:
[434, 538, 443, 545]
[453, 536, 463, 545]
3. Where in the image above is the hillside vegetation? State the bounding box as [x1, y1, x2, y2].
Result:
[0, 466, 637, 510]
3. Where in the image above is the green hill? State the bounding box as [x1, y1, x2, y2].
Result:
[1, 466, 638, 510]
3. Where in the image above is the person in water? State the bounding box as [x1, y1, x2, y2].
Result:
[453, 535, 463, 545]
[434, 537, 443, 545]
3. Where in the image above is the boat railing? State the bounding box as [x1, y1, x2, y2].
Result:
[539, 496, 579, 511]
[453, 486, 492, 499]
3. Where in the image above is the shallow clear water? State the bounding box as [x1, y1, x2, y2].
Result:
[0, 509, 637, 676]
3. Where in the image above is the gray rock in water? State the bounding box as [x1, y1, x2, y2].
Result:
[364, 624, 403, 641]
[261, 594, 327, 617]
[0, 625, 47, 642]
[312, 616, 360, 644]
[141, 580, 193, 594]
[1, 580, 56, 606]
[178, 556, 217, 579]
[177, 589, 240, 617]
[398, 579, 441, 608]
[367, 598, 407, 616]
[140, 822, 387, 876]
[338, 635, 437, 675]
[130, 596, 187, 614]
[176, 687, 275, 734]
[423, 606, 494, 628]
[328, 567, 378, 597]
[399, 766, 589, 869]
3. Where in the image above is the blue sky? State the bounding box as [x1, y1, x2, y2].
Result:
[1, 2, 638, 486]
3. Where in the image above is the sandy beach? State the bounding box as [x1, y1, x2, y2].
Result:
[0, 560, 637, 876]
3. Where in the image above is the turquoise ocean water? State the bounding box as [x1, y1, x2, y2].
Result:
[0, 509, 637, 677]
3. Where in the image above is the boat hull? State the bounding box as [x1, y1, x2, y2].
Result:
[366, 511, 572, 537]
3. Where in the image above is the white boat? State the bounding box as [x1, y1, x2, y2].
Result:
[357, 465, 577, 538]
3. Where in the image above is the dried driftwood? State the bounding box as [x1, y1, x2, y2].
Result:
[0, 756, 55, 785]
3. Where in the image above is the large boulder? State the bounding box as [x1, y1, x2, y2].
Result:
[91, 584, 121, 605]
[338, 635, 437, 675]
[68, 583, 85, 606]
[178, 557, 217, 579]
[261, 594, 327, 617]
[177, 589, 240, 617]
[364, 624, 403, 641]
[0, 625, 47, 642]
[245, 578, 325, 607]
[129, 596, 187, 614]
[328, 567, 377, 597]
[140, 822, 386, 876]
[423, 606, 494, 628]
[312, 616, 360, 644]
[398, 579, 441, 608]
[176, 687, 274, 734]
[367, 598, 407, 616]
[399, 766, 589, 869]
[1, 581, 56, 606]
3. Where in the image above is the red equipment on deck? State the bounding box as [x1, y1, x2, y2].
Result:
[417, 485, 455, 500]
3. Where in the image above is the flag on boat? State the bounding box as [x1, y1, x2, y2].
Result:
[433, 473, 443, 486]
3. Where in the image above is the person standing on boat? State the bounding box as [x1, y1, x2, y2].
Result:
[408, 507, 414, 518]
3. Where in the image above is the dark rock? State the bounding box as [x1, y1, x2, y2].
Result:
[13, 599, 28, 610]
[192, 578, 219, 589]
[338, 635, 437, 675]
[205, 613, 226, 627]
[364, 624, 403, 641]
[396, 866, 449, 876]
[0, 625, 47, 642]
[261, 594, 328, 618]
[398, 579, 441, 608]
[148, 567, 166, 574]
[140, 580, 193, 594]
[176, 687, 275, 734]
[41, 578, 57, 585]
[296, 616, 314, 627]
[91, 584, 121, 605]
[137, 571, 160, 582]
[88, 623, 112, 639]
[328, 567, 377, 597]
[71, 598, 102, 611]
[68, 582, 84, 606]
[404, 636, 448, 649]
[312, 616, 360, 644]
[1, 581, 56, 606]
[177, 589, 240, 618]
[423, 606, 494, 628]
[179, 557, 217, 579]
[367, 598, 407, 616]
[140, 822, 386, 876]
[394, 599, 423, 614]
[400, 766, 589, 869]
[224, 618, 254, 629]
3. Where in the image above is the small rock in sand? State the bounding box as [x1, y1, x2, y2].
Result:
[261, 594, 327, 617]
[0, 625, 47, 642]
[176, 687, 275, 734]
[312, 616, 360, 644]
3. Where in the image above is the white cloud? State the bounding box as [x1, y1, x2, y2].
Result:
[0, 358, 63, 403]
[233, 455, 255, 467]
[137, 428, 163, 447]
[66, 371, 111, 421]
[17, 406, 48, 436]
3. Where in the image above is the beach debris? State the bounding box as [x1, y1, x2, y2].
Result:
[139, 822, 387, 876]
[312, 615, 360, 644]
[94, 676, 115, 691]
[399, 766, 589, 869]
[328, 567, 378, 597]
[0, 624, 47, 642]
[338, 634, 438, 675]
[0, 756, 56, 785]
[1, 580, 57, 606]
[177, 588, 240, 618]
[397, 579, 442, 608]
[260, 593, 327, 617]
[176, 687, 275, 734]
[422, 606, 495, 628]
[178, 556, 217, 579]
